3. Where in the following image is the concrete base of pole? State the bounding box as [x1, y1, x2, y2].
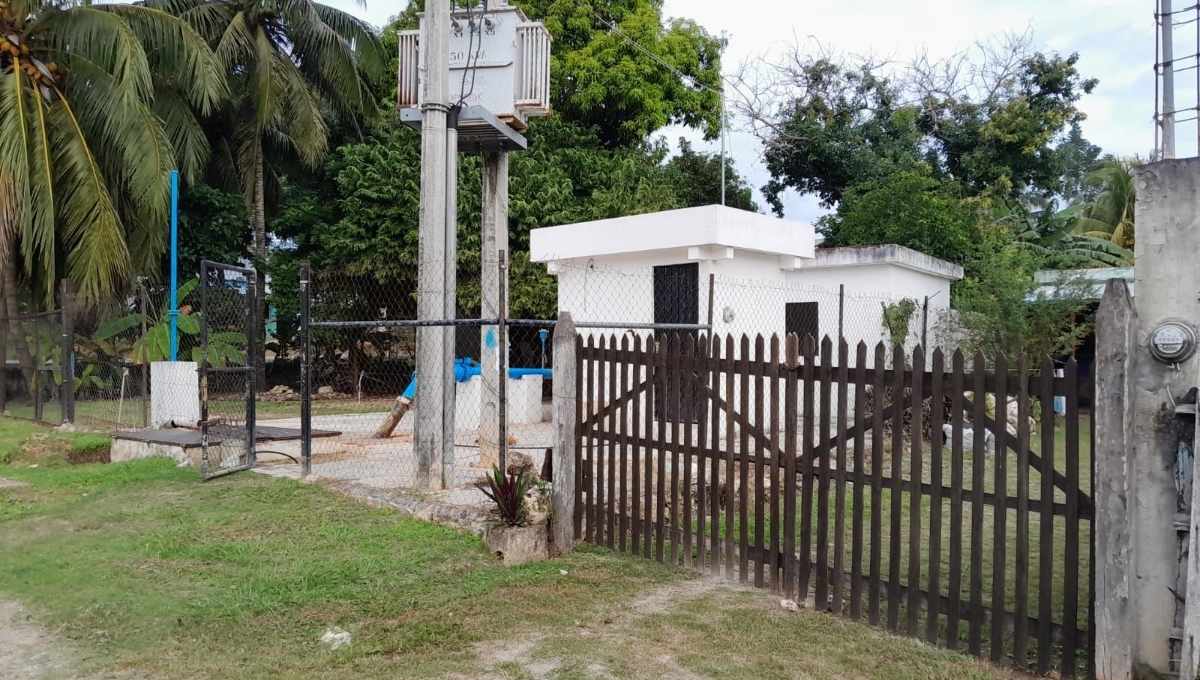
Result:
[150, 361, 199, 428]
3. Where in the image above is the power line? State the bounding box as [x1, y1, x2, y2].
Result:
[590, 10, 724, 97]
[590, 10, 746, 207]
[456, 0, 487, 107]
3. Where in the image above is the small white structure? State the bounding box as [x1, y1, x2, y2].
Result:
[529, 205, 963, 350]
[149, 361, 199, 428]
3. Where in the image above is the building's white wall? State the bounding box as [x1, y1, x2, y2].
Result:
[554, 249, 954, 355]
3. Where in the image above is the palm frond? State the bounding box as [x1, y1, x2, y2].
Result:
[46, 93, 132, 303]
[270, 49, 328, 166]
[0, 69, 36, 285]
[253, 26, 279, 129]
[152, 86, 212, 184]
[95, 3, 229, 115]
[281, 0, 384, 119]
[37, 6, 154, 100]
[214, 9, 257, 74]
[310, 2, 386, 76]
[64, 56, 172, 252]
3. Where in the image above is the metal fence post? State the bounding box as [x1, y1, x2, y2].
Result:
[498, 250, 508, 473]
[33, 311, 43, 424]
[60, 279, 75, 425]
[551, 310, 578, 555]
[707, 272, 716, 329]
[838, 284, 845, 344]
[140, 283, 149, 427]
[299, 261, 312, 477]
[0, 286, 7, 416]
[246, 271, 257, 468]
[922, 295, 930, 349]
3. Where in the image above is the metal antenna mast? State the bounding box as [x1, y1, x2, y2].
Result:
[1157, 0, 1200, 159]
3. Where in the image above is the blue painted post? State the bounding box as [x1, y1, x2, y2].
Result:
[168, 169, 179, 361]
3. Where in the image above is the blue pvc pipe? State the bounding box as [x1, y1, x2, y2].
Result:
[508, 367, 553, 379]
[168, 169, 180, 362]
[397, 359, 552, 403]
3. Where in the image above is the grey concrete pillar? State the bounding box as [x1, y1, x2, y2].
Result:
[480, 151, 509, 469]
[1131, 159, 1200, 673]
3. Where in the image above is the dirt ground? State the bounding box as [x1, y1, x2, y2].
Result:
[0, 599, 78, 680]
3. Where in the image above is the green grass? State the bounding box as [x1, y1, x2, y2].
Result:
[0, 418, 1017, 680]
[587, 415, 1093, 672]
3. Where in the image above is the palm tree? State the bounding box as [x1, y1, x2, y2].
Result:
[1076, 156, 1137, 250]
[0, 0, 226, 376]
[1000, 197, 1133, 268]
[158, 0, 385, 382]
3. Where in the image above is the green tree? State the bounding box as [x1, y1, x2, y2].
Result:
[523, 0, 723, 147]
[817, 173, 981, 266]
[170, 184, 250, 276]
[1049, 122, 1103, 202]
[948, 230, 1093, 359]
[0, 0, 225, 381]
[1076, 156, 1137, 250]
[666, 138, 758, 212]
[997, 198, 1132, 268]
[748, 35, 1098, 211]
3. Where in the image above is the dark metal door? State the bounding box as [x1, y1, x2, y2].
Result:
[653, 263, 700, 423]
[199, 261, 257, 480]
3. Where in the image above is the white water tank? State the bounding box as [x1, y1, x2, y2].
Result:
[397, 1, 551, 132]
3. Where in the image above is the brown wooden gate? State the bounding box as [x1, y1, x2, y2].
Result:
[575, 333, 1094, 677]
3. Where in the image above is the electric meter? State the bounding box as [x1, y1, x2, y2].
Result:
[1149, 320, 1197, 363]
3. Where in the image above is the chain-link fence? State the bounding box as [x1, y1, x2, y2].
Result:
[292, 258, 535, 504]
[68, 284, 158, 431]
[2, 276, 250, 436]
[546, 260, 955, 357]
[1, 304, 71, 424]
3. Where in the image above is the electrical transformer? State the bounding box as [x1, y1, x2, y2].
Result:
[397, 1, 551, 133]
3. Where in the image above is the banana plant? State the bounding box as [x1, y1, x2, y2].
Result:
[21, 325, 112, 396]
[92, 278, 246, 367]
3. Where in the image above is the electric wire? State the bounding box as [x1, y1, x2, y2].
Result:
[456, 0, 488, 107]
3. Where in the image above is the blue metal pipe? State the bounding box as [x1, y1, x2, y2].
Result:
[168, 169, 180, 362]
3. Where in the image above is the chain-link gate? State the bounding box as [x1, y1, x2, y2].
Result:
[199, 261, 257, 480]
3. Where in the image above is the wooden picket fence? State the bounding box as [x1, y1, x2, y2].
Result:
[574, 333, 1094, 676]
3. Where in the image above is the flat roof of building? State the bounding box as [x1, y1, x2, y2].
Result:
[803, 245, 964, 281]
[529, 205, 816, 262]
[1033, 267, 1135, 299]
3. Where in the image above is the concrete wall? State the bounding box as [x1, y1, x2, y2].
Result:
[1130, 159, 1200, 673]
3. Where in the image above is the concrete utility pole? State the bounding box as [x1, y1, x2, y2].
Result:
[479, 151, 509, 469]
[416, 0, 452, 489]
[1162, 0, 1177, 159]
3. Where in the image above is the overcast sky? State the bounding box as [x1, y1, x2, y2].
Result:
[328, 0, 1166, 223]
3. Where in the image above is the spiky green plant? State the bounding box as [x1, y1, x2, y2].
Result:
[475, 466, 531, 527]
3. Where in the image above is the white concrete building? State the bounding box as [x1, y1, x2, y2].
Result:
[529, 205, 963, 350]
